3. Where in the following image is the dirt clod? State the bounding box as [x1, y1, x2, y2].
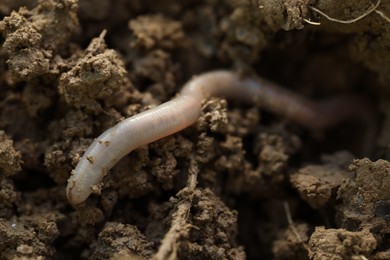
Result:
[58, 31, 128, 110]
[0, 130, 22, 177]
[337, 158, 390, 233]
[308, 226, 376, 259]
[291, 151, 354, 209]
[129, 14, 184, 50]
[91, 222, 154, 259]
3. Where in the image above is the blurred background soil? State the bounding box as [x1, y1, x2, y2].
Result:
[0, 0, 390, 259]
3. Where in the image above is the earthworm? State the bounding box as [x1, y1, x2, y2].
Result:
[66, 70, 373, 206]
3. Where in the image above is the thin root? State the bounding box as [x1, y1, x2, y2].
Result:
[303, 18, 321, 26]
[375, 10, 390, 23]
[152, 158, 199, 260]
[283, 201, 303, 243]
[309, 0, 389, 24]
[283, 201, 311, 253]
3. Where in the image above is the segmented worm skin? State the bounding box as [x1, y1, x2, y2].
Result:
[66, 70, 369, 205]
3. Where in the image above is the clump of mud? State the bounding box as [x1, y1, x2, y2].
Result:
[0, 0, 389, 259]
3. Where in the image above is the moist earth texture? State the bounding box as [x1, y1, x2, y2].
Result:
[0, 0, 389, 259]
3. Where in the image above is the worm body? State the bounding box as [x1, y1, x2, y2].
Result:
[66, 70, 371, 205]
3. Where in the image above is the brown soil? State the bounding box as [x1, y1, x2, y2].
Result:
[0, 0, 389, 259]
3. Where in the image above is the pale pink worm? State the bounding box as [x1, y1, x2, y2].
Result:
[66, 70, 371, 205]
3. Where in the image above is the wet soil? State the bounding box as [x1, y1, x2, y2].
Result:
[0, 0, 390, 259]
